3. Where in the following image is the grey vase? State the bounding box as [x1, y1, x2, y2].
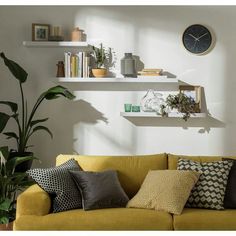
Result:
[120, 53, 136, 78]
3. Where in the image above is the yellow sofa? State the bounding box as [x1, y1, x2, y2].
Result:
[14, 153, 236, 230]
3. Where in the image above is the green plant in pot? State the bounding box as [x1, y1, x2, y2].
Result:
[0, 53, 75, 171]
[164, 92, 198, 121]
[0, 146, 35, 229]
[92, 43, 109, 78]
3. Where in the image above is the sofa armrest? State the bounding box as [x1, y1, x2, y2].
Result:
[16, 184, 51, 218]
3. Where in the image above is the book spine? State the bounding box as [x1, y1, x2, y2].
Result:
[83, 52, 86, 78]
[64, 52, 68, 78]
[67, 52, 71, 77]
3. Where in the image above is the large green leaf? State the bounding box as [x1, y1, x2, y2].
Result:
[30, 117, 49, 127]
[32, 125, 53, 139]
[0, 52, 28, 83]
[42, 85, 75, 101]
[0, 101, 18, 113]
[0, 198, 11, 211]
[3, 132, 19, 140]
[0, 112, 10, 133]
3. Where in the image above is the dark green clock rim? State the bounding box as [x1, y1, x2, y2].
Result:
[182, 24, 212, 54]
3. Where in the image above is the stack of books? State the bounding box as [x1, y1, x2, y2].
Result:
[137, 69, 164, 78]
[64, 52, 90, 78]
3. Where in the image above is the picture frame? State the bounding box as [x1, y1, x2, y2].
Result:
[179, 85, 202, 112]
[32, 23, 50, 41]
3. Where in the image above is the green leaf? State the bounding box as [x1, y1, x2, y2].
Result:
[32, 125, 53, 139]
[0, 216, 9, 224]
[6, 155, 36, 172]
[0, 112, 10, 133]
[0, 146, 9, 160]
[0, 52, 28, 83]
[42, 85, 75, 101]
[0, 198, 11, 211]
[30, 117, 49, 127]
[0, 101, 18, 113]
[3, 132, 19, 140]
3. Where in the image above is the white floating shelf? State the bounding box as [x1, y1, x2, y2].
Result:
[58, 77, 178, 83]
[23, 41, 91, 48]
[120, 112, 207, 118]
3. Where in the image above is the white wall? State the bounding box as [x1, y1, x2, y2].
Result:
[0, 6, 236, 167]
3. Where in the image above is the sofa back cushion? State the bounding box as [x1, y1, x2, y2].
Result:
[168, 154, 236, 170]
[56, 153, 167, 198]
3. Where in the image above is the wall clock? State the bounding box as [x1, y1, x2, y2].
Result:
[182, 24, 213, 55]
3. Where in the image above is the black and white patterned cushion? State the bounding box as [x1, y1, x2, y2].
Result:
[27, 159, 82, 213]
[177, 159, 233, 210]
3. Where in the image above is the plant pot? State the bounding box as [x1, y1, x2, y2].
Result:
[92, 68, 107, 78]
[0, 221, 13, 231]
[9, 151, 34, 172]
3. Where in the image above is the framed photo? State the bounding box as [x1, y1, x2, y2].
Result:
[179, 85, 202, 112]
[32, 23, 50, 41]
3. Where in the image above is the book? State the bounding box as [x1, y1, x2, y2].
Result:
[137, 75, 167, 79]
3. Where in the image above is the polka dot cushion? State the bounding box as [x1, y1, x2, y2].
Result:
[27, 159, 82, 213]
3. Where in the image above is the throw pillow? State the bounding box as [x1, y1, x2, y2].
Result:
[177, 158, 233, 210]
[222, 158, 236, 208]
[69, 169, 129, 210]
[27, 159, 82, 213]
[127, 170, 200, 215]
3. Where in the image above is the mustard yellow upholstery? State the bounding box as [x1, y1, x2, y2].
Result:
[173, 208, 236, 230]
[56, 153, 167, 198]
[168, 153, 236, 170]
[16, 184, 51, 219]
[14, 208, 173, 230]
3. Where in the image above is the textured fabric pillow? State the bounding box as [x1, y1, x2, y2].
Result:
[127, 170, 200, 215]
[222, 158, 236, 208]
[69, 169, 129, 210]
[27, 159, 82, 213]
[177, 159, 233, 210]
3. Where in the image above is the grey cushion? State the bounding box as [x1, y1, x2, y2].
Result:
[222, 158, 236, 208]
[27, 159, 82, 213]
[69, 169, 129, 210]
[177, 159, 233, 210]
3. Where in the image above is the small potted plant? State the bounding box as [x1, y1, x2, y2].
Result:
[0, 53, 75, 171]
[0, 146, 35, 230]
[164, 92, 198, 121]
[92, 43, 109, 78]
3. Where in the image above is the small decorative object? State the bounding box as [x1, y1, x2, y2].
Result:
[71, 27, 85, 42]
[137, 68, 163, 78]
[56, 61, 65, 77]
[49, 26, 64, 41]
[140, 89, 165, 113]
[32, 23, 50, 41]
[120, 53, 136, 78]
[179, 85, 201, 112]
[124, 104, 132, 112]
[131, 105, 140, 112]
[0, 53, 75, 170]
[92, 43, 109, 78]
[166, 92, 197, 121]
[182, 24, 213, 55]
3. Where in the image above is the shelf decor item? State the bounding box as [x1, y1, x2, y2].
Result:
[131, 105, 140, 112]
[124, 104, 132, 112]
[49, 26, 64, 41]
[92, 43, 109, 78]
[140, 89, 165, 113]
[56, 61, 65, 77]
[32, 23, 50, 41]
[0, 53, 75, 171]
[0, 146, 35, 228]
[137, 68, 163, 78]
[71, 27, 85, 42]
[120, 53, 136, 78]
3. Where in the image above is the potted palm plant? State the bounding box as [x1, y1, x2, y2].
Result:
[92, 43, 109, 78]
[0, 53, 75, 171]
[0, 146, 35, 230]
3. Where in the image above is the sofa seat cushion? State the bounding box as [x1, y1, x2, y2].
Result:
[173, 208, 236, 230]
[14, 208, 173, 230]
[56, 154, 167, 198]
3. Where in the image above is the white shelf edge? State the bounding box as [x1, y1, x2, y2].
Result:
[57, 77, 178, 83]
[23, 41, 91, 48]
[120, 112, 207, 118]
